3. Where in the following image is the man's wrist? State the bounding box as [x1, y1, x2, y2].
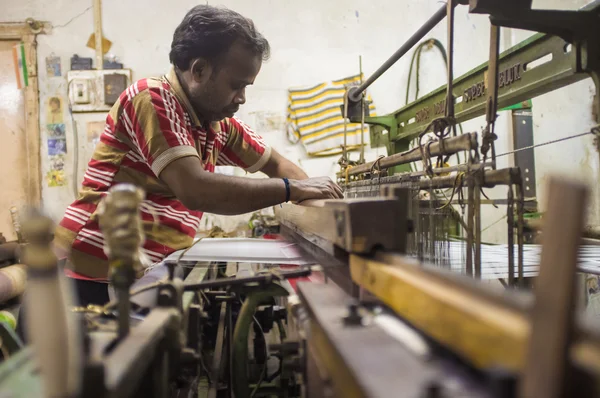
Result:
[282, 178, 291, 202]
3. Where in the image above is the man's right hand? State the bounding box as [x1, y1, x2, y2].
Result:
[289, 177, 344, 202]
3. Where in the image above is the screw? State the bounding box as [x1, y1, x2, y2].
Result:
[343, 303, 363, 326]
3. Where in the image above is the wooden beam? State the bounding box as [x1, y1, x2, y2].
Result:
[350, 253, 529, 371]
[0, 21, 51, 39]
[0, 23, 46, 206]
[275, 196, 409, 254]
[22, 34, 42, 206]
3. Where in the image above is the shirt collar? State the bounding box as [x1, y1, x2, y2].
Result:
[165, 66, 202, 127]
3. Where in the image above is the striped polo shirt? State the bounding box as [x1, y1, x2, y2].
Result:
[55, 67, 271, 280]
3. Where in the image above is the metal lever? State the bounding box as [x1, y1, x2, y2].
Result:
[348, 2, 467, 103]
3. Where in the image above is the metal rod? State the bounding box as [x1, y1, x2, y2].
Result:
[446, 0, 455, 119]
[517, 183, 525, 286]
[398, 162, 491, 179]
[466, 176, 475, 276]
[347, 168, 520, 192]
[429, 182, 435, 260]
[226, 301, 233, 398]
[359, 55, 366, 164]
[183, 268, 311, 291]
[346, 132, 477, 176]
[486, 25, 501, 125]
[485, 24, 501, 169]
[507, 186, 515, 286]
[342, 89, 349, 166]
[349, 4, 450, 102]
[474, 173, 482, 279]
[209, 302, 226, 398]
[117, 285, 131, 339]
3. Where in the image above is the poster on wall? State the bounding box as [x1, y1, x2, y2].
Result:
[87, 121, 104, 148]
[12, 42, 28, 89]
[48, 138, 67, 156]
[47, 123, 66, 139]
[46, 169, 66, 187]
[46, 97, 64, 124]
[45, 55, 61, 77]
[45, 119, 68, 187]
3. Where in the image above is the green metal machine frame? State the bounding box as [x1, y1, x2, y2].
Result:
[364, 33, 588, 169]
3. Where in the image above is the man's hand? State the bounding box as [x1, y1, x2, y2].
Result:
[289, 177, 344, 202]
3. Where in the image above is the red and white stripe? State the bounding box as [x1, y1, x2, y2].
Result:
[125, 81, 140, 101]
[120, 109, 144, 154]
[77, 228, 105, 250]
[126, 150, 146, 164]
[233, 116, 267, 148]
[141, 248, 164, 264]
[216, 151, 238, 167]
[84, 166, 115, 187]
[159, 87, 188, 146]
[141, 201, 201, 230]
[63, 206, 91, 225]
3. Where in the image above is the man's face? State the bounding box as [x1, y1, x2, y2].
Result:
[188, 41, 262, 121]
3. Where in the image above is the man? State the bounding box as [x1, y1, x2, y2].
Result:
[54, 5, 343, 306]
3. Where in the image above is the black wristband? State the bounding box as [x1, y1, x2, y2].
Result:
[282, 178, 290, 202]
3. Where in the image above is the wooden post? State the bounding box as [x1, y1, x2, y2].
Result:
[94, 0, 103, 70]
[521, 177, 588, 398]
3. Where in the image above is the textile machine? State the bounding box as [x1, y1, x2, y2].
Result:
[1, 1, 600, 398]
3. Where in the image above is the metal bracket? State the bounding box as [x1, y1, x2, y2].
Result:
[474, 0, 600, 125]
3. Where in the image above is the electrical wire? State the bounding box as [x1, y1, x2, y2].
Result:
[405, 38, 463, 181]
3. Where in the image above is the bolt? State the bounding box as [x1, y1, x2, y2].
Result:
[343, 303, 363, 326]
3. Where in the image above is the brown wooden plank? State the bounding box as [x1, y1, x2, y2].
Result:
[521, 177, 588, 398]
[276, 197, 409, 254]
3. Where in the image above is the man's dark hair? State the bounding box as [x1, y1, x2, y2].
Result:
[169, 5, 270, 70]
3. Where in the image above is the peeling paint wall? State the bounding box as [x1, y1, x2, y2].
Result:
[3, 0, 598, 240]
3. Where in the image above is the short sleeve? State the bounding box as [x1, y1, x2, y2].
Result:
[119, 83, 199, 177]
[216, 117, 271, 173]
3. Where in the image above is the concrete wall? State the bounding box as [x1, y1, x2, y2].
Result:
[3, 0, 598, 239]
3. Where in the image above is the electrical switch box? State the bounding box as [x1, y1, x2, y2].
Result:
[72, 79, 90, 104]
[67, 69, 132, 112]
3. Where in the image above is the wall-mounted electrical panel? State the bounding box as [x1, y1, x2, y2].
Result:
[67, 69, 132, 113]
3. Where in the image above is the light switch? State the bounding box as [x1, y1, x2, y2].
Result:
[72, 79, 90, 104]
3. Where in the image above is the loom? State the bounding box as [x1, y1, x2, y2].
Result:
[1, 1, 600, 398]
[335, 0, 600, 287]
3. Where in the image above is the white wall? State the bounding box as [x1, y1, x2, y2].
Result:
[3, 0, 598, 239]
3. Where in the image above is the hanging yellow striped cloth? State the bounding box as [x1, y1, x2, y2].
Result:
[286, 74, 376, 157]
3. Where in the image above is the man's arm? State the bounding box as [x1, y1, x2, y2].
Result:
[160, 156, 343, 215]
[259, 149, 309, 180]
